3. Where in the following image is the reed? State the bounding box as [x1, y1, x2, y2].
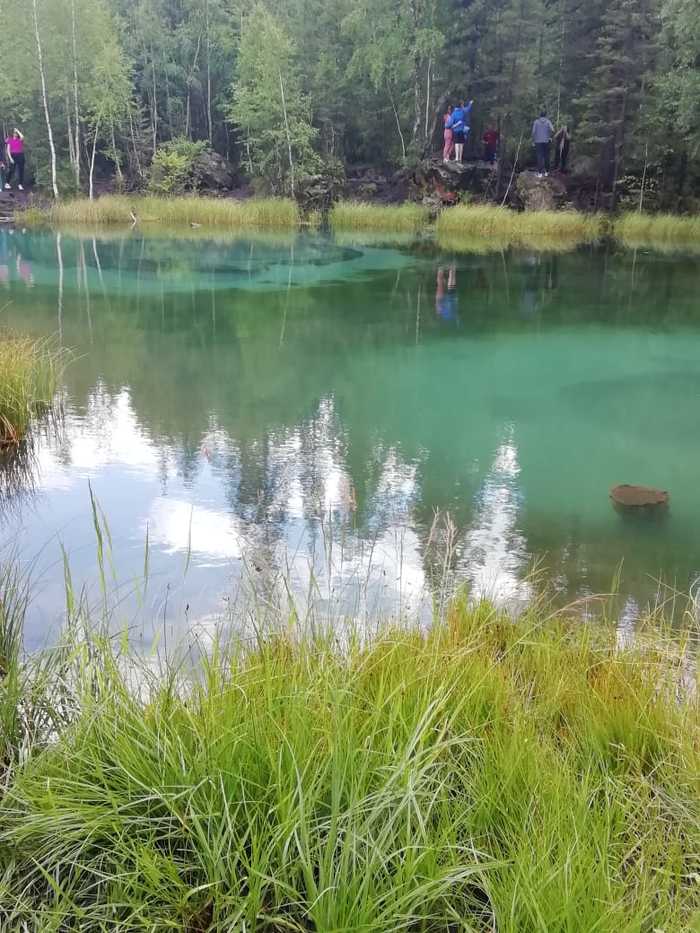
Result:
[0, 336, 64, 447]
[21, 195, 300, 230]
[614, 211, 700, 248]
[330, 200, 429, 232]
[0, 576, 697, 930]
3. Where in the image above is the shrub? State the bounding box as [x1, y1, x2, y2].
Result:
[148, 137, 209, 195]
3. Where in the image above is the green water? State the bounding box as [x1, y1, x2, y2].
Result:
[1, 227, 699, 644]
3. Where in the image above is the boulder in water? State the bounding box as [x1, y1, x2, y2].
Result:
[610, 484, 669, 514]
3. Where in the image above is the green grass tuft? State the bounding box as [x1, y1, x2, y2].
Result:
[438, 204, 605, 245]
[21, 195, 300, 230]
[0, 335, 64, 447]
[0, 584, 698, 930]
[330, 200, 429, 233]
[614, 211, 700, 249]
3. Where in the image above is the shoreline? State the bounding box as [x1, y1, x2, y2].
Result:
[9, 194, 700, 250]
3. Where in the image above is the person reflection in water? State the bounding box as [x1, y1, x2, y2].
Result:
[8, 229, 34, 287]
[435, 265, 459, 322]
[0, 230, 9, 286]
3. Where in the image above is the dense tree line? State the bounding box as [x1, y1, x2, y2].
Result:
[0, 0, 698, 203]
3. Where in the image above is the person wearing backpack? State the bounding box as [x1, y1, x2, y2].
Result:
[451, 99, 474, 163]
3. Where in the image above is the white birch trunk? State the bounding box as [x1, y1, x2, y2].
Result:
[89, 114, 101, 200]
[32, 0, 59, 198]
[278, 69, 295, 197]
[71, 0, 81, 189]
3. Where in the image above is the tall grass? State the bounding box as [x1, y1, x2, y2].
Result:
[330, 200, 429, 233]
[438, 204, 605, 244]
[615, 211, 700, 249]
[21, 195, 300, 230]
[0, 336, 64, 447]
[0, 578, 697, 930]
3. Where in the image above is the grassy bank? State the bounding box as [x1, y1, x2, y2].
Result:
[0, 336, 63, 447]
[0, 585, 698, 930]
[330, 200, 429, 232]
[21, 195, 299, 230]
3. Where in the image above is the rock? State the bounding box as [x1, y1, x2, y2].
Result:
[411, 158, 497, 204]
[194, 150, 235, 190]
[515, 171, 568, 211]
[610, 484, 670, 514]
[296, 168, 344, 212]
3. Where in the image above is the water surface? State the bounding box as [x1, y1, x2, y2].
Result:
[1, 227, 699, 645]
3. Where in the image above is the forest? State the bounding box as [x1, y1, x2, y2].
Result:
[0, 0, 699, 207]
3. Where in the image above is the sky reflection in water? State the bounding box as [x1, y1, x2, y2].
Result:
[1, 227, 699, 646]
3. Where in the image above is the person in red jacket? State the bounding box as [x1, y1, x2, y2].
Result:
[482, 128, 499, 163]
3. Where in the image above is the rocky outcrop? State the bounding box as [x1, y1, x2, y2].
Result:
[296, 171, 344, 212]
[344, 166, 411, 204]
[412, 159, 498, 206]
[515, 171, 568, 211]
[195, 150, 236, 190]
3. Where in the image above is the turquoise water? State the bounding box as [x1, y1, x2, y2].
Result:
[1, 227, 699, 645]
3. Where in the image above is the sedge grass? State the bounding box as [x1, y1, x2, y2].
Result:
[0, 581, 697, 930]
[438, 204, 605, 245]
[614, 211, 700, 250]
[0, 336, 64, 448]
[330, 200, 429, 233]
[21, 195, 300, 230]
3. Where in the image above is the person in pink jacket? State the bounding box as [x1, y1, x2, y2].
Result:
[5, 129, 26, 191]
[443, 105, 455, 162]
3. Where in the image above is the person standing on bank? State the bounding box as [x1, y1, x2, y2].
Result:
[5, 129, 26, 191]
[451, 99, 474, 163]
[531, 109, 554, 178]
[443, 105, 455, 162]
[553, 125, 571, 172]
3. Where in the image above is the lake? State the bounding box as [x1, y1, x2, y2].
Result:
[1, 227, 699, 647]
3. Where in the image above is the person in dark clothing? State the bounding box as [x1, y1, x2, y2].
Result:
[553, 125, 571, 172]
[531, 109, 554, 177]
[482, 128, 499, 162]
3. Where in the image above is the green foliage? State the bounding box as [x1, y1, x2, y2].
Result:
[148, 137, 209, 194]
[229, 3, 320, 194]
[0, 0, 697, 203]
[0, 582, 698, 929]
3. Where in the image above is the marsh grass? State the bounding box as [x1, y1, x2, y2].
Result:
[438, 204, 605, 245]
[0, 336, 64, 448]
[615, 212, 700, 249]
[0, 572, 698, 931]
[22, 195, 300, 230]
[330, 200, 429, 233]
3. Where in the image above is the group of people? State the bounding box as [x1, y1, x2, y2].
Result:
[442, 100, 571, 176]
[0, 129, 26, 192]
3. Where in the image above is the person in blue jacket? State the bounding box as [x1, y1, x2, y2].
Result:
[450, 99, 474, 163]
